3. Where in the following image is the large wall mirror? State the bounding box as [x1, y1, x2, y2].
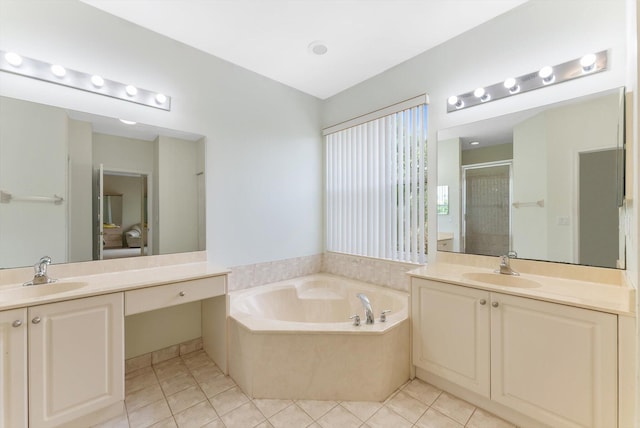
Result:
[0, 96, 206, 269]
[437, 87, 625, 269]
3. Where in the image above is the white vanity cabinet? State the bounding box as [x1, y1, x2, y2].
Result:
[412, 278, 618, 428]
[0, 308, 28, 428]
[412, 279, 490, 397]
[0, 293, 124, 428]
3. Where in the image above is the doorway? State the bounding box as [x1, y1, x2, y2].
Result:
[95, 167, 150, 260]
[578, 149, 619, 268]
[462, 162, 512, 256]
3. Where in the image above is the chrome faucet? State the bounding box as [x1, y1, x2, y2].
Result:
[24, 256, 56, 286]
[496, 254, 519, 276]
[356, 293, 375, 324]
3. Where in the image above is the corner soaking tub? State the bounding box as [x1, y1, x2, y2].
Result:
[228, 273, 410, 401]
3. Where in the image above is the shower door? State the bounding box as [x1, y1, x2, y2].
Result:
[463, 162, 512, 256]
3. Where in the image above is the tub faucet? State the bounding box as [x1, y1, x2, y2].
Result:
[24, 256, 57, 286]
[356, 293, 375, 324]
[496, 254, 519, 276]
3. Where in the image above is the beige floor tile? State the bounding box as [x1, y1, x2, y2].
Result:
[128, 399, 172, 428]
[385, 390, 428, 423]
[340, 401, 382, 422]
[401, 379, 442, 405]
[126, 365, 154, 381]
[125, 383, 165, 412]
[220, 402, 266, 428]
[182, 350, 214, 371]
[191, 363, 224, 383]
[126, 354, 152, 374]
[209, 386, 250, 416]
[466, 408, 517, 428]
[254, 421, 276, 428]
[199, 374, 237, 398]
[153, 358, 191, 381]
[415, 408, 464, 428]
[173, 401, 219, 428]
[316, 405, 361, 428]
[152, 345, 180, 365]
[91, 410, 130, 428]
[296, 400, 338, 420]
[179, 339, 203, 357]
[365, 406, 413, 428]
[125, 369, 159, 394]
[431, 392, 476, 425]
[253, 398, 294, 419]
[268, 403, 314, 428]
[201, 419, 227, 428]
[166, 385, 207, 414]
[160, 373, 199, 397]
[148, 417, 178, 428]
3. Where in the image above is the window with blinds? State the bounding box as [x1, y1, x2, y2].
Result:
[324, 96, 428, 263]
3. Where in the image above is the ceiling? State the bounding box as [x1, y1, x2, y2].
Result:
[81, 0, 528, 100]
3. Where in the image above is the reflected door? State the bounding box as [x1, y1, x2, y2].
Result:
[463, 164, 511, 256]
[579, 149, 619, 268]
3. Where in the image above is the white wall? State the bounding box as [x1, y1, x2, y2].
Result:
[436, 137, 461, 251]
[156, 135, 199, 254]
[0, 0, 323, 267]
[512, 113, 548, 260]
[0, 96, 68, 267]
[68, 118, 93, 262]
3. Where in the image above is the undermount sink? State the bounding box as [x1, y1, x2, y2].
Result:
[461, 272, 541, 289]
[0, 281, 88, 301]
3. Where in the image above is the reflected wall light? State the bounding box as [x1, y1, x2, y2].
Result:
[446, 50, 607, 113]
[0, 50, 171, 111]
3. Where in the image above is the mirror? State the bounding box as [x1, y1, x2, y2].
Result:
[0, 95, 206, 269]
[437, 87, 625, 269]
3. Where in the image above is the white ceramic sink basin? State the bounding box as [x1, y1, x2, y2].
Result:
[0, 281, 88, 301]
[461, 272, 541, 288]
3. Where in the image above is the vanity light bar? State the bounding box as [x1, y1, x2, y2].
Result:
[0, 50, 171, 111]
[446, 50, 608, 113]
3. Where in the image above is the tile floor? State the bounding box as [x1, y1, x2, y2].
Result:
[94, 350, 517, 428]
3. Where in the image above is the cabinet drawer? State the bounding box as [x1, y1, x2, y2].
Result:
[125, 276, 226, 315]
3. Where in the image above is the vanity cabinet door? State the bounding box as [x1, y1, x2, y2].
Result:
[490, 293, 617, 428]
[412, 278, 491, 397]
[28, 293, 124, 428]
[0, 308, 27, 428]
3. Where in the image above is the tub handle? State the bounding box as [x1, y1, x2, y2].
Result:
[380, 310, 391, 322]
[349, 314, 361, 327]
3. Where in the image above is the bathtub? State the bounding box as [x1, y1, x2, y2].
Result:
[228, 273, 410, 401]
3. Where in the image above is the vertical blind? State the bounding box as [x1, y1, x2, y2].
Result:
[324, 99, 427, 263]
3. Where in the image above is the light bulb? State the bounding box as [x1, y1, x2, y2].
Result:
[580, 53, 597, 72]
[474, 87, 490, 102]
[125, 85, 138, 96]
[447, 95, 464, 109]
[91, 75, 104, 87]
[119, 119, 136, 125]
[4, 52, 23, 67]
[155, 93, 167, 104]
[470, 141, 480, 146]
[503, 77, 520, 94]
[538, 66, 553, 78]
[51, 64, 66, 77]
[539, 66, 555, 84]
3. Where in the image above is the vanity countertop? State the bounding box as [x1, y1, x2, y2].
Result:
[409, 262, 635, 315]
[0, 262, 230, 311]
